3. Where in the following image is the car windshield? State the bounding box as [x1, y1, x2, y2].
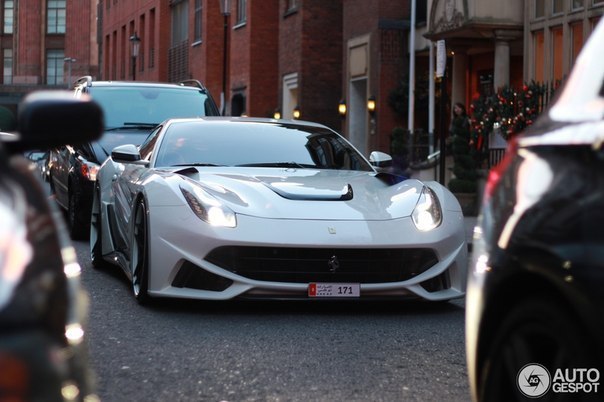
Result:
[89, 86, 214, 129]
[154, 121, 373, 171]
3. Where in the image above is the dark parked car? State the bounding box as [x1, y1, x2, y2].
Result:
[48, 77, 220, 239]
[466, 19, 604, 401]
[0, 91, 103, 401]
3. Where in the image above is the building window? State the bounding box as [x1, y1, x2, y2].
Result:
[534, 30, 545, 82]
[593, 0, 604, 5]
[46, 49, 65, 85]
[171, 0, 188, 45]
[236, 0, 246, 25]
[3, 0, 13, 34]
[553, 0, 564, 14]
[571, 22, 583, 64]
[535, 0, 545, 18]
[286, 0, 297, 12]
[47, 0, 66, 34]
[572, 0, 584, 9]
[551, 26, 563, 81]
[194, 0, 202, 43]
[149, 8, 156, 68]
[3, 48, 12, 84]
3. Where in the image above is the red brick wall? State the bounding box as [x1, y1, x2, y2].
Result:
[229, 3, 251, 110]
[189, 1, 225, 102]
[248, 0, 279, 117]
[300, 0, 343, 131]
[65, 0, 99, 81]
[279, 0, 303, 105]
[342, 0, 409, 153]
[14, 0, 43, 83]
[102, 0, 170, 82]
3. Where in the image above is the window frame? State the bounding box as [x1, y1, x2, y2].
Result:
[3, 0, 14, 34]
[3, 48, 12, 84]
[193, 0, 203, 44]
[47, 0, 66, 34]
[46, 49, 65, 85]
[236, 0, 247, 26]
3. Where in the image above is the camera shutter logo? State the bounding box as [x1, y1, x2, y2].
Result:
[517, 364, 551, 398]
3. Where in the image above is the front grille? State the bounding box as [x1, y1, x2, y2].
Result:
[205, 246, 438, 283]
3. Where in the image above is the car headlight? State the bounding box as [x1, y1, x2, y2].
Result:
[180, 183, 237, 228]
[412, 186, 442, 231]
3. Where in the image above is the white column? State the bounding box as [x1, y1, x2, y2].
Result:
[493, 36, 510, 91]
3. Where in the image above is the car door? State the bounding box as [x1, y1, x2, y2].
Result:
[49, 145, 73, 208]
[111, 126, 162, 256]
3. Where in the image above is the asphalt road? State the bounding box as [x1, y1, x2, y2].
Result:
[71, 238, 471, 402]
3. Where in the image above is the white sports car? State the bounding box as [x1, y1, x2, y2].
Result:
[91, 117, 467, 304]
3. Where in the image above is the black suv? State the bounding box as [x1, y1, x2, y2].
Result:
[48, 77, 220, 239]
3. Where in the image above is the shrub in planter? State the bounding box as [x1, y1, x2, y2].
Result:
[448, 103, 478, 195]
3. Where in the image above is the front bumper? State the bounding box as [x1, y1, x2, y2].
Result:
[145, 208, 468, 301]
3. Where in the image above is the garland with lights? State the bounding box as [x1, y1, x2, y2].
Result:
[469, 82, 558, 151]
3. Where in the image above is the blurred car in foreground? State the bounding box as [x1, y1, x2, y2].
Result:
[0, 91, 103, 400]
[91, 117, 467, 304]
[48, 77, 220, 239]
[466, 19, 604, 402]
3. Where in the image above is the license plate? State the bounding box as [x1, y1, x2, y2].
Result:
[308, 283, 360, 298]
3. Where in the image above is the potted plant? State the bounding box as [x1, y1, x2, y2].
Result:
[448, 103, 479, 216]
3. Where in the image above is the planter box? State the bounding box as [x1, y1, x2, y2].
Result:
[453, 192, 478, 216]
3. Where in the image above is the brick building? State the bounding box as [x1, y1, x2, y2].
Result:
[342, 0, 409, 155]
[278, 0, 343, 132]
[0, 0, 98, 127]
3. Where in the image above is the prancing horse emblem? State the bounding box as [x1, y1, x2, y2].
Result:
[328, 255, 340, 273]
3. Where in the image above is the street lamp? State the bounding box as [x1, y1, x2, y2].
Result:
[129, 33, 141, 81]
[64, 57, 76, 89]
[219, 0, 231, 115]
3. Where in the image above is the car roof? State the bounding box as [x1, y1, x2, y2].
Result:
[163, 116, 333, 130]
[74, 76, 209, 91]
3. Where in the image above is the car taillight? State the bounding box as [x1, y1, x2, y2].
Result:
[80, 162, 100, 181]
[484, 138, 518, 202]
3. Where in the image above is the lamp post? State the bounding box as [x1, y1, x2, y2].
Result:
[129, 33, 141, 81]
[64, 57, 76, 89]
[219, 0, 230, 116]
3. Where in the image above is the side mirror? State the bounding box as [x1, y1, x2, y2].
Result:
[111, 144, 142, 163]
[13, 90, 104, 153]
[369, 151, 393, 168]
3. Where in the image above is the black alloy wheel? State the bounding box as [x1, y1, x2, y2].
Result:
[131, 199, 150, 304]
[479, 297, 598, 402]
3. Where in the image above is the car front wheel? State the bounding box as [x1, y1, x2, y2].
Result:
[131, 199, 151, 305]
[90, 185, 109, 269]
[479, 296, 598, 402]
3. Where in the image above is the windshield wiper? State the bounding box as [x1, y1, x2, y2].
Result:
[105, 122, 159, 131]
[170, 163, 224, 167]
[236, 162, 310, 169]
